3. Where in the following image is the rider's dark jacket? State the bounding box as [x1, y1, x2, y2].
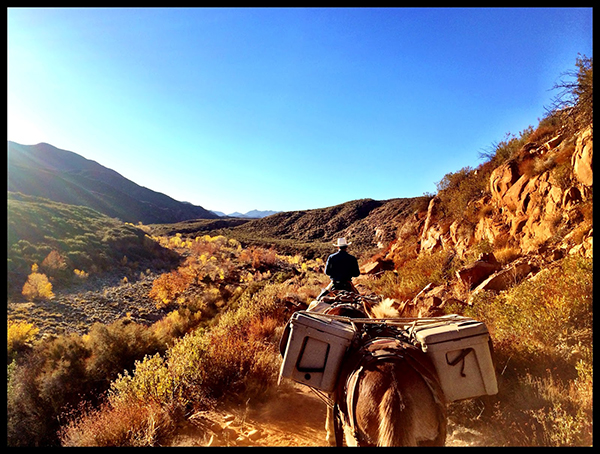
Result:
[325, 248, 360, 284]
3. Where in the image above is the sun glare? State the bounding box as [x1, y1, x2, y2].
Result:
[7, 108, 48, 146]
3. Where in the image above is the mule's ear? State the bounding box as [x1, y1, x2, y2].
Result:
[368, 298, 403, 319]
[362, 302, 374, 318]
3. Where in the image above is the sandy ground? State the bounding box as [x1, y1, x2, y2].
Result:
[168, 383, 329, 447]
[167, 381, 486, 447]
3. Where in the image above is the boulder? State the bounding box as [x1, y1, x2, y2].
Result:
[456, 253, 502, 289]
[412, 283, 459, 317]
[247, 428, 262, 441]
[474, 261, 538, 293]
[562, 186, 582, 209]
[490, 160, 520, 203]
[569, 230, 593, 258]
[510, 215, 529, 237]
[360, 259, 394, 275]
[420, 197, 453, 254]
[543, 134, 564, 151]
[450, 220, 476, 257]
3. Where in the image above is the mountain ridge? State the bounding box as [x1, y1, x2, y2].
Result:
[211, 209, 280, 218]
[7, 141, 218, 224]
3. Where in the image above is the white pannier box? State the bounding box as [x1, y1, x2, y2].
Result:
[410, 315, 498, 402]
[279, 311, 356, 393]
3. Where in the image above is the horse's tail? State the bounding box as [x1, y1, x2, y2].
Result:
[377, 376, 414, 446]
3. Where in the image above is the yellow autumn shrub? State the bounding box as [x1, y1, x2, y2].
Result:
[21, 263, 55, 300]
[7, 319, 39, 360]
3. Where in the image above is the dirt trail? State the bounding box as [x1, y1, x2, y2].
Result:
[167, 382, 486, 447]
[168, 383, 329, 447]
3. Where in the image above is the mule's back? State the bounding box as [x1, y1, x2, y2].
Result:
[340, 337, 447, 446]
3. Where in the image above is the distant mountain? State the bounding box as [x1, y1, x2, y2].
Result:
[210, 209, 281, 218]
[244, 209, 280, 218]
[7, 141, 219, 224]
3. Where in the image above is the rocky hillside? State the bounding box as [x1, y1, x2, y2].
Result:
[7, 141, 218, 224]
[420, 126, 592, 258]
[361, 123, 593, 317]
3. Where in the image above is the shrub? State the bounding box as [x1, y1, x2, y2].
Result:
[22, 264, 55, 301]
[60, 399, 176, 447]
[151, 308, 204, 345]
[84, 320, 166, 384]
[372, 250, 453, 300]
[7, 319, 39, 362]
[549, 54, 593, 133]
[7, 332, 92, 446]
[469, 256, 592, 360]
[108, 279, 294, 425]
[110, 353, 177, 406]
[453, 256, 593, 445]
[40, 250, 68, 276]
[479, 128, 534, 166]
[7, 319, 167, 447]
[149, 269, 191, 308]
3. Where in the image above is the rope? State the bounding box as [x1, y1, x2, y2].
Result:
[306, 311, 466, 327]
[307, 386, 335, 409]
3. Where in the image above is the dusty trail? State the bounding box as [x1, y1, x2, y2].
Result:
[168, 382, 487, 447]
[168, 383, 329, 447]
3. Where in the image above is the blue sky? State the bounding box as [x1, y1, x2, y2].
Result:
[8, 8, 592, 214]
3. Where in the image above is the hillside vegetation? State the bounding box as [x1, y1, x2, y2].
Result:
[6, 56, 592, 447]
[7, 192, 180, 299]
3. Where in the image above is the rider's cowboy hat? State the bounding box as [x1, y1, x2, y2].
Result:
[333, 237, 351, 247]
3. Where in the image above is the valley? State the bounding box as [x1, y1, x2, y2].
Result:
[7, 71, 593, 446]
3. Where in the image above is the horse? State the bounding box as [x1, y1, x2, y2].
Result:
[313, 292, 447, 446]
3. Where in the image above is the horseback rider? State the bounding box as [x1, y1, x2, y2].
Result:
[318, 238, 360, 300]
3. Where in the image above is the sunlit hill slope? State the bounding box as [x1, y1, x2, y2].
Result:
[7, 141, 218, 224]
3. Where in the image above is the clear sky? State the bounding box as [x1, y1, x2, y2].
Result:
[7, 7, 593, 215]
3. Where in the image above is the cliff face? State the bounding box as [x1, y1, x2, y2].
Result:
[419, 126, 592, 260]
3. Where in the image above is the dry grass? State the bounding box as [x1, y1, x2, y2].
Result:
[493, 245, 521, 265]
[60, 399, 177, 447]
[453, 256, 593, 446]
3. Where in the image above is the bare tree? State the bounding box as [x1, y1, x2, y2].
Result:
[547, 54, 593, 133]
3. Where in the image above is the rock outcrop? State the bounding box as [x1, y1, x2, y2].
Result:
[416, 127, 593, 257]
[373, 125, 592, 317]
[455, 253, 502, 289]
